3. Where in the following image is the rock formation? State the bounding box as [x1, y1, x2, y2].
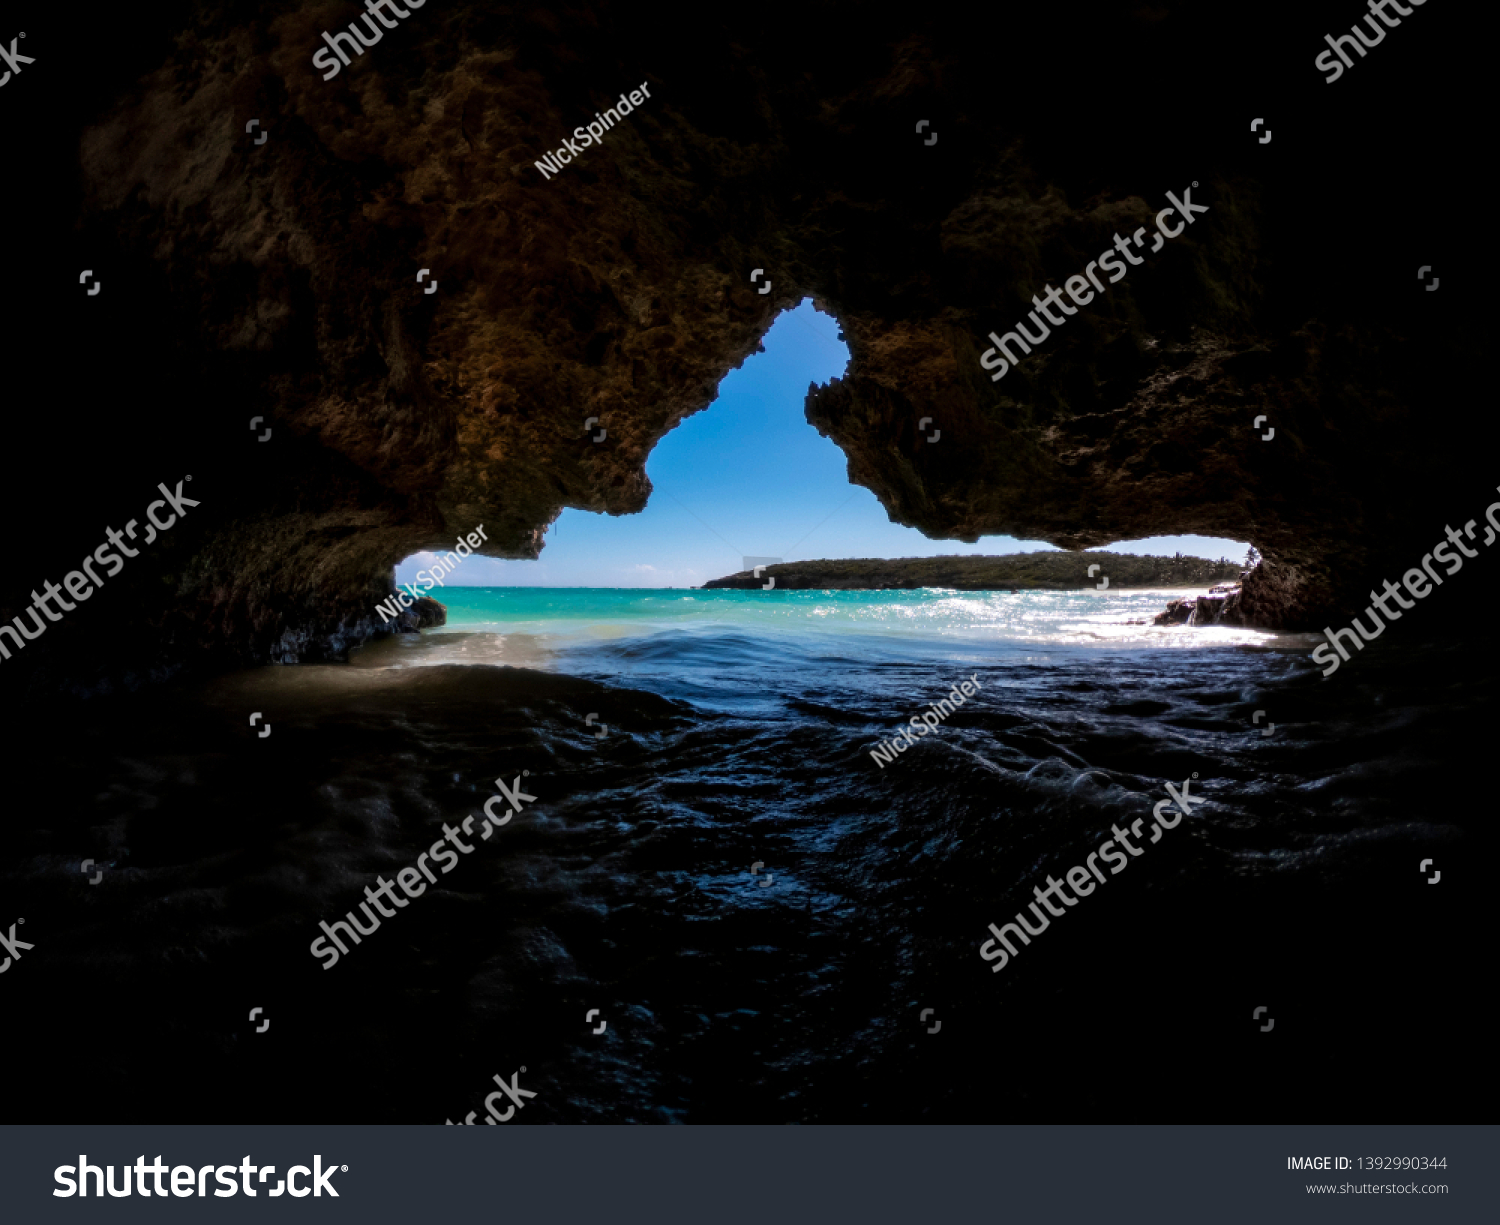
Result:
[0, 2, 1485, 688]
[395, 596, 447, 632]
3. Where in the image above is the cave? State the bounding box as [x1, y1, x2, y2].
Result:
[2, 3, 1485, 681]
[0, 1, 1489, 1131]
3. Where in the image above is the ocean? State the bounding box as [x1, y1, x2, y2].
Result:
[3, 586, 1481, 1122]
[355, 584, 1289, 676]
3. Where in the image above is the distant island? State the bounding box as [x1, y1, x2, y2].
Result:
[700, 552, 1244, 590]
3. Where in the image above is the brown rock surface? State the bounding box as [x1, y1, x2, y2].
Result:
[395, 595, 447, 632]
[4, 3, 1484, 681]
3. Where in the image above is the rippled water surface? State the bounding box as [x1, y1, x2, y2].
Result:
[2, 588, 1485, 1122]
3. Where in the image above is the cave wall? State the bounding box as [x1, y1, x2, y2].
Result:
[0, 0, 1487, 685]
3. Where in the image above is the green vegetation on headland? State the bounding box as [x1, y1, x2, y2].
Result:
[700, 552, 1244, 590]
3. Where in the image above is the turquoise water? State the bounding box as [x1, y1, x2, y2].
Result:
[374, 585, 1285, 664]
[347, 584, 1305, 688]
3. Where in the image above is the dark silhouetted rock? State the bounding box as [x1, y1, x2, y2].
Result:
[396, 597, 447, 633]
[2, 3, 1481, 685]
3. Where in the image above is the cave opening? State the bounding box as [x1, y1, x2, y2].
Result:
[395, 297, 1249, 592]
[4, 0, 1484, 1138]
[374, 298, 1255, 664]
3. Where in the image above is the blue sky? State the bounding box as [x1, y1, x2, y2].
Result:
[398, 300, 1243, 588]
